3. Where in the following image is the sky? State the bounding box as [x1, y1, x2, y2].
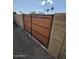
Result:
[13, 0, 66, 14]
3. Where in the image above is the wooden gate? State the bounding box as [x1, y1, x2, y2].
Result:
[24, 14, 53, 48]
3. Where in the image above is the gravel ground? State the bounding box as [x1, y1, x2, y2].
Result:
[13, 24, 55, 59]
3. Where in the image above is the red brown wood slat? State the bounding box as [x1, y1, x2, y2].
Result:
[32, 30, 48, 47]
[32, 17, 51, 29]
[23, 14, 53, 48]
[32, 24, 50, 38]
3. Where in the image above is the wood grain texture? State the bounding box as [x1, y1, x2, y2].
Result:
[24, 14, 53, 48]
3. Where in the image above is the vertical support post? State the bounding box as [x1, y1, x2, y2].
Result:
[31, 14, 32, 36]
[23, 14, 25, 30]
[47, 15, 54, 48]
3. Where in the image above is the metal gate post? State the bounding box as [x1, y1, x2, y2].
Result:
[23, 14, 25, 30]
[47, 15, 54, 48]
[31, 14, 32, 36]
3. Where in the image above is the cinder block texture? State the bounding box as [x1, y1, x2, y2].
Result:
[48, 13, 66, 59]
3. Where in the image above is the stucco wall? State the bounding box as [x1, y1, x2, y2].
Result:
[15, 15, 24, 29]
[48, 13, 66, 59]
[58, 36, 66, 59]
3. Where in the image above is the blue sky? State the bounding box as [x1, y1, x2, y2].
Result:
[13, 0, 66, 14]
